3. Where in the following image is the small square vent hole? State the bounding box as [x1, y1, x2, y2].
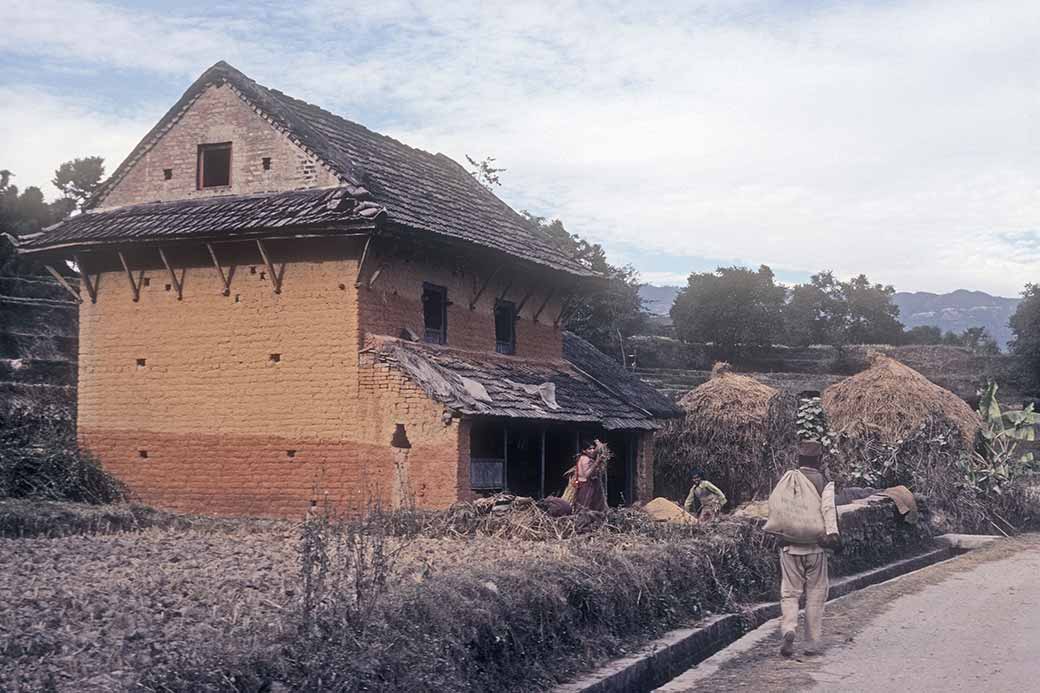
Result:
[136, 358, 147, 367]
[269, 353, 281, 363]
[138, 450, 149, 459]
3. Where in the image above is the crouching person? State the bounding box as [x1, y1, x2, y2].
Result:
[683, 468, 727, 522]
[776, 441, 840, 657]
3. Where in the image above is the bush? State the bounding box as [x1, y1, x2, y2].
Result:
[0, 403, 125, 504]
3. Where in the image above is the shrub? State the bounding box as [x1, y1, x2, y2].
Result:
[0, 403, 124, 504]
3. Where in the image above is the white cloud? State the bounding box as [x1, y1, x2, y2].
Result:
[4, 0, 1039, 295]
[0, 86, 156, 198]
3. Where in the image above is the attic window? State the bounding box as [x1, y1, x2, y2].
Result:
[495, 300, 516, 355]
[197, 142, 232, 189]
[422, 283, 448, 345]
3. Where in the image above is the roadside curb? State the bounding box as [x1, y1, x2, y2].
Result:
[552, 544, 958, 693]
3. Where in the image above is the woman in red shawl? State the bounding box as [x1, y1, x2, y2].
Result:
[571, 439, 608, 512]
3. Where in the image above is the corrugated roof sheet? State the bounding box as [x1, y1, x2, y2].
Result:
[23, 62, 593, 277]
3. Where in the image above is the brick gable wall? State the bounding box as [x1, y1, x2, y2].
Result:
[98, 83, 340, 210]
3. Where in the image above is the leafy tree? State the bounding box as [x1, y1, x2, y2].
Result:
[1, 158, 103, 275]
[784, 271, 903, 347]
[670, 265, 785, 356]
[1009, 284, 1040, 387]
[903, 325, 943, 345]
[522, 211, 646, 360]
[51, 156, 105, 210]
[958, 327, 1000, 355]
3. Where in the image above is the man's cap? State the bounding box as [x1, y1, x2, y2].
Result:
[797, 440, 823, 457]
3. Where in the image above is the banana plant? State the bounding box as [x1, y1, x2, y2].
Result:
[977, 382, 1039, 459]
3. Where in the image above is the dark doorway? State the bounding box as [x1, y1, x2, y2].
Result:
[544, 428, 579, 497]
[599, 431, 634, 506]
[505, 425, 542, 498]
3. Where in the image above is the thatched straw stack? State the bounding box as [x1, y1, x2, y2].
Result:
[822, 354, 980, 447]
[654, 363, 796, 506]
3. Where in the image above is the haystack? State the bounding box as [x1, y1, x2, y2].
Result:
[822, 354, 980, 446]
[654, 363, 796, 506]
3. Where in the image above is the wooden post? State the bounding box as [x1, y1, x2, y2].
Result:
[206, 243, 234, 296]
[503, 426, 510, 492]
[43, 265, 82, 303]
[255, 239, 283, 294]
[540, 428, 547, 499]
[117, 251, 141, 302]
[158, 247, 183, 300]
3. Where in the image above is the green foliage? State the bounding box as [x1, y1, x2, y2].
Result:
[522, 211, 646, 360]
[1010, 284, 1040, 388]
[784, 271, 903, 347]
[670, 265, 784, 356]
[961, 382, 1040, 497]
[796, 396, 834, 451]
[938, 327, 1000, 354]
[51, 155, 105, 209]
[903, 325, 943, 345]
[1, 160, 102, 275]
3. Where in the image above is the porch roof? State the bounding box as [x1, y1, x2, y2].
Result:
[365, 333, 678, 430]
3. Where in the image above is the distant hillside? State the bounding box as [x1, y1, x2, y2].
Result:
[893, 290, 1019, 350]
[639, 285, 1020, 349]
[639, 284, 680, 316]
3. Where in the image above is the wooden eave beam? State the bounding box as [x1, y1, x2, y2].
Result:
[206, 243, 235, 296]
[117, 251, 142, 302]
[157, 247, 183, 300]
[554, 293, 575, 327]
[73, 254, 98, 303]
[43, 264, 82, 303]
[532, 288, 555, 323]
[255, 239, 284, 294]
[514, 288, 535, 318]
[469, 266, 502, 310]
[355, 233, 374, 288]
[497, 279, 513, 303]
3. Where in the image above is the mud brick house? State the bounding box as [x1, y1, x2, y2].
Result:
[15, 62, 680, 517]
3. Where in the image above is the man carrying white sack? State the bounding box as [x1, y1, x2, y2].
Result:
[770, 440, 841, 658]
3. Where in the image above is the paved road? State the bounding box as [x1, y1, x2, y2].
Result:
[656, 535, 1040, 692]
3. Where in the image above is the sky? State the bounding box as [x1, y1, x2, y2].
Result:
[3, 0, 1038, 295]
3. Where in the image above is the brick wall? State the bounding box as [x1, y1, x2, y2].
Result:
[358, 245, 564, 361]
[99, 83, 340, 209]
[75, 238, 465, 516]
[357, 355, 469, 509]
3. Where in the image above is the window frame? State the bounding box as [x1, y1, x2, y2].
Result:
[494, 299, 517, 355]
[197, 142, 233, 190]
[422, 282, 448, 345]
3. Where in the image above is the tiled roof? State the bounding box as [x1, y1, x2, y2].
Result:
[26, 62, 592, 277]
[366, 333, 680, 430]
[562, 332, 683, 419]
[17, 188, 378, 251]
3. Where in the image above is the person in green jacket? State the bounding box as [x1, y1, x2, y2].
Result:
[683, 469, 727, 522]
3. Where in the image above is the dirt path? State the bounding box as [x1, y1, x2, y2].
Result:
[656, 535, 1040, 692]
